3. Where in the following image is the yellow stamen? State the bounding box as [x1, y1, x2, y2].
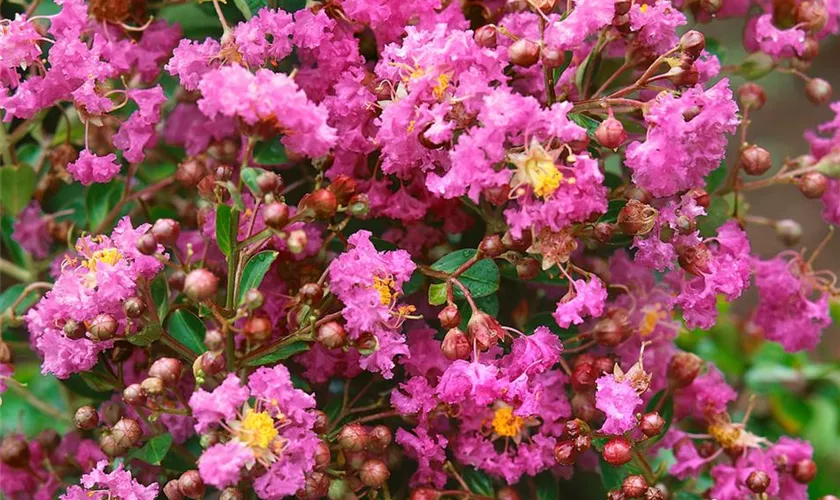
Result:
[491, 407, 525, 438]
[407, 119, 416, 133]
[433, 73, 451, 100]
[639, 3, 649, 13]
[82, 248, 122, 272]
[510, 138, 565, 199]
[640, 306, 667, 337]
[372, 276, 396, 306]
[239, 410, 278, 450]
[709, 422, 741, 450]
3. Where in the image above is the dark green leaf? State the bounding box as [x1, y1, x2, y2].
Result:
[52, 114, 86, 146]
[705, 164, 728, 194]
[430, 250, 499, 299]
[599, 199, 627, 224]
[129, 434, 173, 466]
[0, 164, 37, 216]
[166, 310, 207, 355]
[85, 181, 124, 230]
[524, 311, 575, 338]
[0, 366, 70, 437]
[535, 471, 559, 500]
[598, 455, 645, 492]
[232, 0, 267, 19]
[127, 322, 162, 347]
[216, 205, 235, 257]
[150, 275, 170, 320]
[246, 341, 310, 366]
[402, 271, 424, 297]
[704, 38, 725, 62]
[254, 141, 288, 165]
[0, 283, 40, 316]
[61, 373, 113, 400]
[238, 251, 279, 303]
[697, 197, 730, 237]
[79, 370, 117, 392]
[568, 113, 601, 138]
[240, 167, 267, 197]
[1, 215, 29, 266]
[462, 467, 495, 497]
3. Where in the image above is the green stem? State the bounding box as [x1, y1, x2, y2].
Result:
[6, 379, 71, 422]
[225, 210, 242, 372]
[0, 258, 33, 283]
[0, 122, 14, 166]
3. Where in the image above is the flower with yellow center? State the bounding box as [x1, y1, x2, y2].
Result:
[639, 305, 669, 337]
[82, 248, 122, 272]
[490, 407, 525, 438]
[372, 276, 397, 306]
[432, 73, 451, 100]
[509, 138, 566, 199]
[238, 409, 279, 450]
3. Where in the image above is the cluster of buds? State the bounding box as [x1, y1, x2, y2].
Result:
[333, 423, 396, 493]
[164, 470, 206, 500]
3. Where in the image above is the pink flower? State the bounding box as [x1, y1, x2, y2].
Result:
[595, 374, 643, 435]
[113, 86, 166, 163]
[391, 376, 439, 418]
[396, 427, 449, 488]
[12, 202, 50, 259]
[165, 38, 220, 91]
[233, 8, 293, 66]
[629, 0, 687, 54]
[0, 363, 12, 394]
[61, 461, 158, 500]
[823, 179, 840, 226]
[189, 373, 250, 432]
[553, 276, 608, 328]
[198, 441, 254, 489]
[625, 80, 739, 198]
[67, 150, 121, 185]
[675, 367, 736, 419]
[163, 102, 237, 155]
[766, 437, 814, 500]
[295, 343, 363, 384]
[710, 448, 780, 500]
[501, 326, 563, 378]
[0, 15, 43, 89]
[750, 14, 806, 58]
[546, 0, 615, 50]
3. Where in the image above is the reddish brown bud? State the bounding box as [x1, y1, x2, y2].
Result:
[299, 283, 323, 304]
[793, 459, 817, 483]
[150, 218, 181, 246]
[244, 314, 272, 342]
[204, 329, 224, 351]
[64, 319, 87, 340]
[123, 297, 145, 318]
[479, 234, 504, 258]
[571, 362, 597, 391]
[315, 321, 347, 349]
[467, 311, 505, 351]
[302, 189, 338, 219]
[668, 352, 703, 388]
[594, 223, 615, 243]
[741, 145, 772, 176]
[614, 0, 631, 14]
[298, 471, 330, 499]
[746, 470, 770, 493]
[799, 36, 820, 60]
[89, 313, 117, 341]
[622, 475, 648, 498]
[112, 417, 143, 449]
[806, 78, 833, 105]
[563, 418, 590, 438]
[312, 410, 328, 435]
[613, 13, 631, 33]
[618, 199, 658, 236]
[164, 480, 185, 500]
[348, 193, 371, 218]
[200, 350, 226, 376]
[141, 376, 165, 396]
[679, 30, 706, 58]
[438, 304, 462, 329]
[595, 117, 627, 149]
[176, 158, 207, 187]
[360, 459, 390, 488]
[474, 25, 498, 48]
[0, 436, 30, 468]
[737, 82, 767, 111]
[243, 288, 265, 310]
[369, 425, 393, 451]
[643, 488, 666, 500]
[640, 412, 666, 437]
[515, 258, 541, 280]
[571, 391, 598, 421]
[214, 165, 233, 182]
[410, 488, 441, 500]
[508, 39, 540, 67]
[553, 440, 578, 465]
[796, 0, 828, 32]
[700, 0, 722, 13]
[184, 269, 219, 301]
[178, 470, 205, 499]
[677, 243, 713, 276]
[35, 429, 60, 454]
[799, 171, 828, 199]
[574, 434, 593, 453]
[776, 219, 803, 246]
[624, 185, 652, 204]
[497, 486, 521, 500]
[123, 383, 146, 406]
[149, 357, 184, 387]
[264, 202, 290, 229]
[135, 233, 158, 255]
[603, 437, 633, 466]
[441, 328, 471, 360]
[327, 175, 357, 205]
[593, 316, 630, 347]
[168, 270, 186, 291]
[541, 46, 565, 69]
[502, 229, 532, 251]
[313, 441, 331, 472]
[75, 405, 99, 430]
[607, 491, 626, 500]
[338, 423, 369, 452]
[257, 171, 281, 194]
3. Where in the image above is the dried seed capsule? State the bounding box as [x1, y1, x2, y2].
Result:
[359, 459, 390, 488]
[178, 470, 205, 499]
[75, 405, 100, 430]
[799, 172, 828, 199]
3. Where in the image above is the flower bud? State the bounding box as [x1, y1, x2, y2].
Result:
[338, 423, 369, 452]
[553, 440, 578, 465]
[644, 488, 666, 500]
[311, 441, 331, 472]
[298, 471, 330, 499]
[176, 158, 207, 187]
[345, 450, 367, 470]
[243, 288, 265, 311]
[574, 434, 592, 453]
[640, 412, 665, 437]
[508, 39, 540, 67]
[541, 46, 565, 69]
[603, 437, 633, 466]
[740, 145, 772, 176]
[668, 352, 703, 388]
[244, 314, 273, 341]
[799, 171, 828, 199]
[438, 304, 462, 329]
[571, 362, 597, 391]
[151, 218, 181, 246]
[205, 329, 224, 351]
[0, 436, 30, 468]
[622, 475, 648, 498]
[257, 171, 281, 194]
[595, 117, 627, 149]
[75, 405, 100, 430]
[679, 30, 705, 59]
[670, 65, 700, 87]
[360, 459, 390, 488]
[594, 223, 614, 243]
[479, 234, 504, 258]
[264, 202, 290, 229]
[112, 417, 143, 449]
[164, 480, 185, 500]
[35, 429, 61, 454]
[571, 391, 598, 421]
[677, 243, 712, 276]
[593, 316, 630, 347]
[168, 270, 186, 291]
[564, 418, 590, 438]
[149, 357, 184, 387]
[299, 283, 323, 304]
[123, 297, 145, 318]
[178, 470, 205, 499]
[746, 470, 770, 493]
[369, 425, 393, 452]
[410, 488, 442, 500]
[516, 258, 541, 280]
[220, 488, 243, 500]
[199, 350, 226, 376]
[737, 82, 767, 111]
[311, 410, 328, 435]
[700, 0, 722, 13]
[793, 459, 817, 483]
[327, 174, 357, 205]
[806, 78, 833, 106]
[123, 383, 146, 406]
[796, 0, 828, 32]
[316, 321, 347, 349]
[776, 219, 803, 246]
[302, 189, 338, 219]
[503, 229, 532, 251]
[467, 311, 505, 351]
[64, 319, 87, 340]
[613, 13, 631, 33]
[618, 199, 657, 236]
[136, 233, 158, 255]
[184, 269, 219, 301]
[606, 491, 625, 500]
[442, 328, 471, 360]
[799, 36, 820, 60]
[474, 25, 497, 48]
[497, 487, 521, 500]
[141, 376, 165, 396]
[88, 313, 117, 341]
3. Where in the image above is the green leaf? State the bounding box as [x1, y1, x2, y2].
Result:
[216, 205, 236, 257]
[61, 373, 113, 401]
[428, 282, 447, 306]
[524, 311, 575, 338]
[52, 114, 86, 146]
[705, 163, 728, 194]
[254, 141, 288, 165]
[150, 275, 170, 320]
[704, 38, 725, 62]
[238, 251, 279, 303]
[599, 199, 627, 224]
[166, 310, 207, 355]
[535, 471, 559, 500]
[232, 0, 266, 19]
[1, 215, 29, 266]
[598, 455, 646, 492]
[127, 322, 162, 347]
[129, 434, 173, 466]
[246, 341, 310, 366]
[430, 249, 500, 299]
[569, 113, 601, 138]
[85, 181, 124, 230]
[0, 283, 40, 316]
[0, 367, 69, 437]
[79, 370, 117, 392]
[240, 167, 267, 197]
[402, 271, 424, 297]
[0, 164, 37, 216]
[462, 467, 495, 497]
[697, 196, 730, 237]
